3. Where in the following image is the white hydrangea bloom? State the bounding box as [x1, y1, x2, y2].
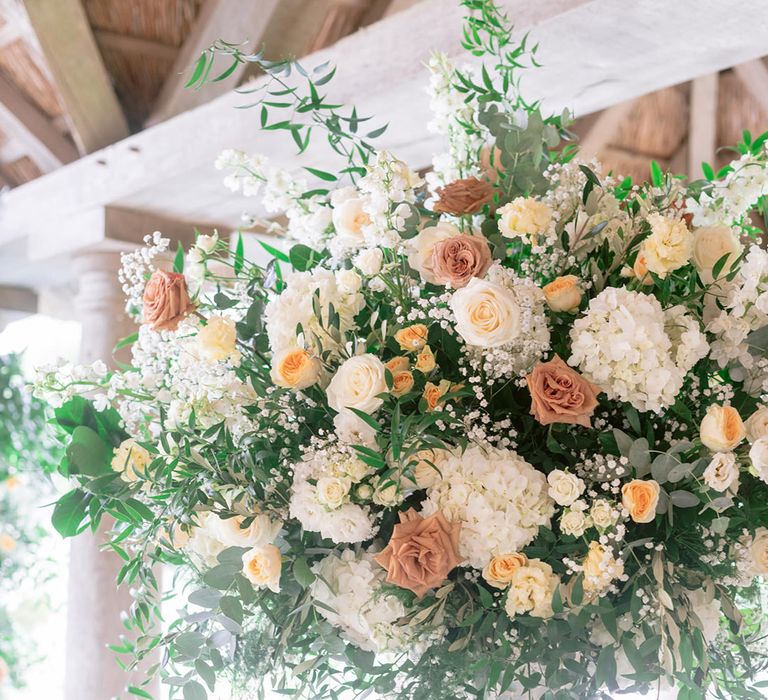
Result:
[309, 549, 419, 654]
[569, 287, 706, 413]
[420, 444, 554, 569]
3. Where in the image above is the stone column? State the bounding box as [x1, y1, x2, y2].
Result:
[64, 251, 154, 700]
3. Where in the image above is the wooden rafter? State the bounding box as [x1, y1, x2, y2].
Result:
[22, 0, 129, 154]
[0, 72, 78, 172]
[146, 0, 281, 127]
[579, 99, 637, 158]
[688, 73, 719, 176]
[732, 58, 768, 117]
[93, 30, 179, 63]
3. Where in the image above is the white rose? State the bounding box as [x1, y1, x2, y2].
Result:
[333, 411, 378, 448]
[560, 509, 590, 537]
[336, 269, 362, 293]
[450, 277, 521, 348]
[356, 484, 373, 500]
[745, 406, 768, 443]
[546, 469, 585, 507]
[326, 354, 388, 414]
[342, 457, 370, 483]
[749, 437, 768, 482]
[198, 315, 239, 363]
[196, 232, 219, 254]
[372, 478, 402, 507]
[316, 477, 351, 509]
[590, 499, 617, 530]
[242, 544, 282, 592]
[210, 513, 281, 548]
[407, 222, 459, 284]
[750, 528, 768, 575]
[111, 438, 151, 482]
[703, 452, 740, 493]
[354, 248, 384, 276]
[332, 196, 370, 248]
[699, 404, 746, 452]
[692, 225, 742, 284]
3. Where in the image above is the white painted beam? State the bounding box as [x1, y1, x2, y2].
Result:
[0, 72, 78, 171]
[2, 0, 768, 292]
[23, 0, 130, 154]
[146, 0, 281, 126]
[688, 73, 719, 176]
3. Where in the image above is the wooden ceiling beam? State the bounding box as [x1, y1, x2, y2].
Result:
[0, 72, 78, 172]
[22, 0, 130, 154]
[688, 73, 718, 176]
[146, 0, 281, 126]
[732, 58, 768, 117]
[579, 99, 637, 158]
[93, 30, 179, 63]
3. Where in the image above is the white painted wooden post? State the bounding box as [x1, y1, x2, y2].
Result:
[64, 251, 155, 700]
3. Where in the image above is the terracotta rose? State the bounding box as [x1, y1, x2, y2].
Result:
[433, 177, 495, 216]
[526, 355, 601, 428]
[142, 269, 195, 331]
[374, 508, 461, 598]
[431, 234, 492, 288]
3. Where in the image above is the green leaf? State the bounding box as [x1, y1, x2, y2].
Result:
[173, 242, 185, 273]
[347, 408, 380, 433]
[52, 488, 91, 537]
[258, 240, 289, 262]
[650, 160, 663, 187]
[67, 425, 111, 477]
[184, 53, 207, 89]
[219, 595, 244, 625]
[289, 244, 320, 272]
[304, 166, 337, 182]
[234, 233, 244, 275]
[114, 332, 138, 353]
[183, 680, 207, 700]
[202, 563, 240, 590]
[293, 557, 315, 588]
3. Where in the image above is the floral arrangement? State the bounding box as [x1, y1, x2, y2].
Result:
[0, 353, 59, 692]
[33, 2, 768, 698]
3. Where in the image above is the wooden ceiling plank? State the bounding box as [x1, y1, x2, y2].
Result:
[146, 0, 281, 126]
[93, 29, 179, 63]
[579, 99, 637, 158]
[0, 72, 78, 172]
[688, 73, 718, 176]
[22, 0, 130, 154]
[733, 59, 768, 117]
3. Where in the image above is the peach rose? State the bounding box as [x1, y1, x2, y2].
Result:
[142, 269, 195, 331]
[385, 356, 410, 374]
[632, 252, 655, 286]
[415, 345, 436, 373]
[433, 176, 495, 216]
[543, 275, 583, 313]
[271, 348, 321, 390]
[526, 355, 601, 428]
[423, 380, 451, 411]
[621, 479, 661, 523]
[391, 370, 415, 397]
[482, 552, 528, 590]
[374, 508, 461, 598]
[700, 404, 746, 452]
[431, 234, 493, 288]
[395, 324, 428, 352]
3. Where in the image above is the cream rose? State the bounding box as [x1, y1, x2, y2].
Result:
[354, 248, 384, 276]
[746, 406, 768, 443]
[210, 513, 281, 548]
[195, 232, 219, 254]
[692, 225, 742, 283]
[504, 559, 559, 619]
[332, 196, 370, 247]
[497, 197, 553, 240]
[316, 476, 352, 509]
[700, 404, 746, 452]
[407, 222, 460, 284]
[372, 478, 402, 507]
[590, 499, 617, 530]
[703, 452, 740, 493]
[410, 448, 447, 489]
[543, 275, 583, 313]
[326, 354, 388, 414]
[640, 214, 693, 278]
[270, 348, 321, 390]
[336, 269, 362, 293]
[750, 437, 768, 482]
[546, 469, 585, 507]
[111, 438, 151, 482]
[198, 315, 238, 362]
[483, 552, 528, 589]
[582, 541, 624, 595]
[749, 528, 768, 575]
[621, 479, 661, 523]
[241, 544, 282, 592]
[450, 278, 521, 348]
[560, 509, 590, 537]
